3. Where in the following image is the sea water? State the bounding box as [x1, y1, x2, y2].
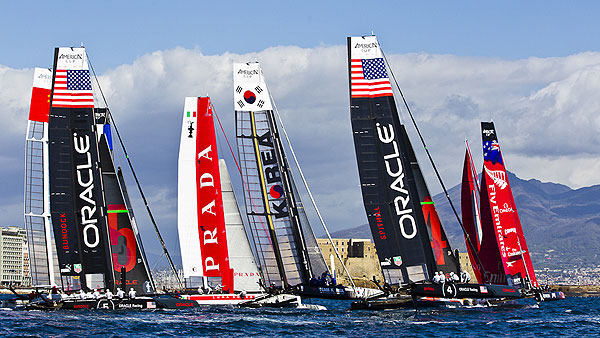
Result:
[0, 296, 597, 337]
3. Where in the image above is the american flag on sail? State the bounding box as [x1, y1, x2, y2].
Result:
[350, 57, 393, 98]
[51, 69, 94, 108]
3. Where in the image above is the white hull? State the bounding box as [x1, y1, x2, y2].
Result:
[181, 293, 260, 305]
[240, 293, 326, 310]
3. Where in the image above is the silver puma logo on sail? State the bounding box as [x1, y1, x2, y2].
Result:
[484, 166, 507, 190]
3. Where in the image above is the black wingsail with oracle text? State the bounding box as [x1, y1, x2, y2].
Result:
[47, 47, 114, 290]
[347, 36, 437, 286]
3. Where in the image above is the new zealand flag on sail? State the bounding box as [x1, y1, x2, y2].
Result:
[483, 140, 503, 165]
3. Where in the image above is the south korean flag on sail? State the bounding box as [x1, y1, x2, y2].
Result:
[233, 62, 273, 111]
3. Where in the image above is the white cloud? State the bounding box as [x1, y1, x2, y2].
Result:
[1, 45, 599, 243]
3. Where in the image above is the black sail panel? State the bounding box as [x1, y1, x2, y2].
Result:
[49, 106, 112, 285]
[350, 96, 435, 285]
[48, 106, 83, 276]
[399, 125, 459, 274]
[98, 133, 153, 294]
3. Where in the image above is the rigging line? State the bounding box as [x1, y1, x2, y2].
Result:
[108, 114, 184, 290]
[217, 104, 273, 248]
[87, 54, 184, 290]
[265, 82, 357, 290]
[87, 52, 108, 109]
[212, 103, 241, 175]
[382, 49, 490, 282]
[466, 140, 481, 192]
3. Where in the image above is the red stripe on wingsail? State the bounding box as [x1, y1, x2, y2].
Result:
[460, 150, 485, 283]
[28, 87, 51, 123]
[350, 93, 394, 98]
[195, 97, 234, 293]
[52, 104, 95, 108]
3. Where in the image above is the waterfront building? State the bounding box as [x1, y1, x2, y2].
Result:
[0, 226, 30, 286]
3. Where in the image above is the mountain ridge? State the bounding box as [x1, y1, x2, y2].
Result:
[327, 172, 600, 270]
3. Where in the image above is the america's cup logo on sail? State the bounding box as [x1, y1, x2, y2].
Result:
[56, 48, 87, 69]
[73, 132, 100, 248]
[233, 63, 273, 111]
[376, 123, 417, 240]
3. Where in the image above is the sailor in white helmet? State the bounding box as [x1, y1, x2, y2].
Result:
[451, 272, 460, 283]
[461, 270, 471, 283]
[105, 289, 114, 300]
[116, 287, 125, 299]
[128, 287, 137, 299]
[439, 272, 446, 284]
[432, 271, 440, 284]
[93, 289, 101, 299]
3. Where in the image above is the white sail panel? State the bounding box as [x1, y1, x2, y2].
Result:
[233, 62, 273, 111]
[349, 36, 383, 59]
[177, 97, 203, 285]
[219, 160, 262, 292]
[55, 48, 88, 70]
[25, 67, 59, 287]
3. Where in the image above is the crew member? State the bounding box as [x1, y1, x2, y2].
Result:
[461, 270, 471, 283]
[128, 287, 137, 299]
[432, 271, 440, 284]
[439, 272, 446, 284]
[93, 289, 101, 300]
[105, 289, 114, 300]
[116, 288, 125, 299]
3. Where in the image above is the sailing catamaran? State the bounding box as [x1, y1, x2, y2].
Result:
[20, 46, 196, 310]
[233, 62, 376, 300]
[461, 122, 564, 301]
[177, 96, 263, 305]
[345, 35, 523, 309]
[176, 95, 327, 309]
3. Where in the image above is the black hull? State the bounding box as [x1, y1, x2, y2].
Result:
[297, 285, 354, 300]
[411, 283, 522, 299]
[351, 297, 414, 310]
[25, 296, 198, 310]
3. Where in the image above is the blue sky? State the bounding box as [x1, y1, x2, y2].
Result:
[1, 1, 600, 263]
[2, 1, 599, 72]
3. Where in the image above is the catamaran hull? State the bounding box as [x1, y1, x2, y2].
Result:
[542, 291, 566, 301]
[181, 293, 259, 305]
[411, 283, 522, 299]
[239, 293, 326, 310]
[297, 285, 383, 300]
[22, 296, 198, 310]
